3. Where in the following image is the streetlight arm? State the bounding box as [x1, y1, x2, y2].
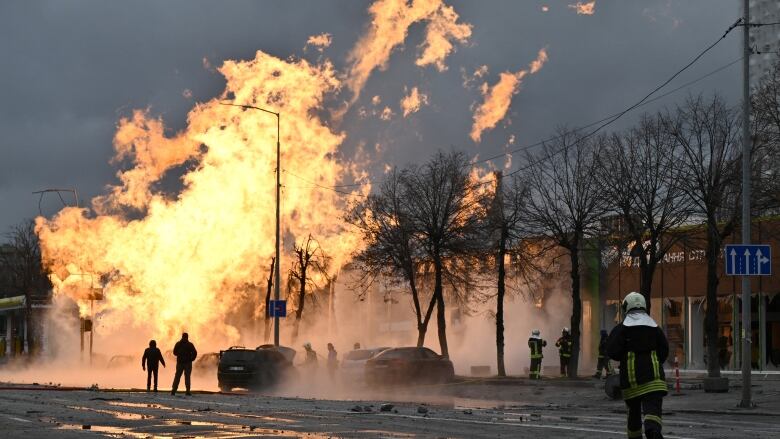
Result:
[219, 102, 279, 117]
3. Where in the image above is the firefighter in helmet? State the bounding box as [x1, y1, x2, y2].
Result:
[593, 329, 613, 378]
[528, 329, 546, 379]
[555, 327, 573, 376]
[607, 292, 669, 439]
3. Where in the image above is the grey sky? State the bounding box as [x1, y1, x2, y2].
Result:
[0, 0, 741, 232]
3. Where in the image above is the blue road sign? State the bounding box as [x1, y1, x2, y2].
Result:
[725, 244, 772, 276]
[268, 299, 287, 318]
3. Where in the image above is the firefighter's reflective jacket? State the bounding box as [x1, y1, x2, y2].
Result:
[555, 335, 572, 358]
[606, 312, 669, 400]
[528, 337, 546, 359]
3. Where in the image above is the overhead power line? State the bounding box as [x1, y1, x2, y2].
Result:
[501, 17, 743, 178]
[291, 18, 743, 196]
[283, 170, 367, 198]
[474, 56, 744, 167]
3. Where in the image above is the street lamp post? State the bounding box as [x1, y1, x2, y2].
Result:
[221, 102, 282, 347]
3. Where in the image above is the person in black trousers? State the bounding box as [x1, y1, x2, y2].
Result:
[171, 333, 197, 396]
[607, 292, 669, 439]
[142, 340, 166, 392]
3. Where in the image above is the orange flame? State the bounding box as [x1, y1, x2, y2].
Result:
[470, 48, 549, 142]
[400, 86, 429, 117]
[36, 50, 367, 348]
[345, 0, 471, 104]
[568, 1, 596, 15]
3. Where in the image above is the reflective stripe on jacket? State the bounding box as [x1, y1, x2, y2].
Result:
[528, 338, 546, 359]
[606, 321, 669, 400]
[555, 336, 572, 358]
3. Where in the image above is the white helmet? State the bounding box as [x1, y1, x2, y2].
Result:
[562, 327, 570, 334]
[622, 292, 647, 314]
[303, 342, 312, 349]
[531, 329, 540, 336]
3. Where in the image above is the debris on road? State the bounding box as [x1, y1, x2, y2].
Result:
[380, 403, 394, 412]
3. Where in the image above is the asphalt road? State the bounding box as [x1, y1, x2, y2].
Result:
[0, 380, 779, 438]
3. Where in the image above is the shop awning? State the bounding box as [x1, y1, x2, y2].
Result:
[0, 295, 26, 311]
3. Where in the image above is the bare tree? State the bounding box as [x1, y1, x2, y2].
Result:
[598, 114, 692, 309]
[346, 169, 437, 346]
[0, 220, 52, 355]
[752, 56, 780, 214]
[400, 151, 485, 358]
[288, 235, 330, 339]
[524, 129, 606, 378]
[263, 257, 275, 342]
[665, 95, 741, 379]
[482, 171, 536, 376]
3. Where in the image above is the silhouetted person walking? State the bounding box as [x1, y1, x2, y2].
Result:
[142, 340, 166, 392]
[171, 333, 197, 396]
[326, 343, 338, 379]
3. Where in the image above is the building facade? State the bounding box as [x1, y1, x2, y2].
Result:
[749, 0, 780, 85]
[583, 218, 780, 371]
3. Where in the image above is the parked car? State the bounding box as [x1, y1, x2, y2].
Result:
[106, 355, 135, 369]
[194, 352, 220, 374]
[217, 345, 294, 391]
[256, 344, 297, 363]
[340, 347, 390, 382]
[365, 347, 454, 386]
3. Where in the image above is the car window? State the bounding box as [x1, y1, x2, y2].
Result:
[420, 348, 440, 359]
[375, 348, 417, 360]
[220, 350, 256, 362]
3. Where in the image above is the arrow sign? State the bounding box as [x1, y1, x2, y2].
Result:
[756, 249, 769, 275]
[725, 244, 772, 276]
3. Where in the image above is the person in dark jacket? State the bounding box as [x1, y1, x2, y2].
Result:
[302, 342, 318, 369]
[593, 329, 612, 378]
[171, 332, 197, 396]
[528, 329, 546, 379]
[607, 292, 669, 439]
[142, 340, 166, 392]
[327, 343, 338, 378]
[555, 327, 572, 376]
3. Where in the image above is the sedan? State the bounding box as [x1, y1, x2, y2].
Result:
[365, 347, 454, 386]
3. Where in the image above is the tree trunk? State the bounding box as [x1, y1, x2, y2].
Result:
[496, 227, 508, 377]
[569, 242, 582, 378]
[263, 258, 275, 343]
[293, 266, 307, 340]
[25, 291, 33, 355]
[433, 251, 449, 357]
[705, 222, 721, 378]
[417, 294, 437, 347]
[639, 255, 654, 313]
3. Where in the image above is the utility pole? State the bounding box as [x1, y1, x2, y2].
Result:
[220, 102, 282, 346]
[739, 0, 753, 409]
[274, 113, 281, 347]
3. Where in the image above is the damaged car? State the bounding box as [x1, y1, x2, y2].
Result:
[217, 345, 295, 391]
[365, 347, 454, 386]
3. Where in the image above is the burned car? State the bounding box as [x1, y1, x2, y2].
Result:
[341, 347, 390, 383]
[365, 347, 454, 386]
[217, 345, 295, 391]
